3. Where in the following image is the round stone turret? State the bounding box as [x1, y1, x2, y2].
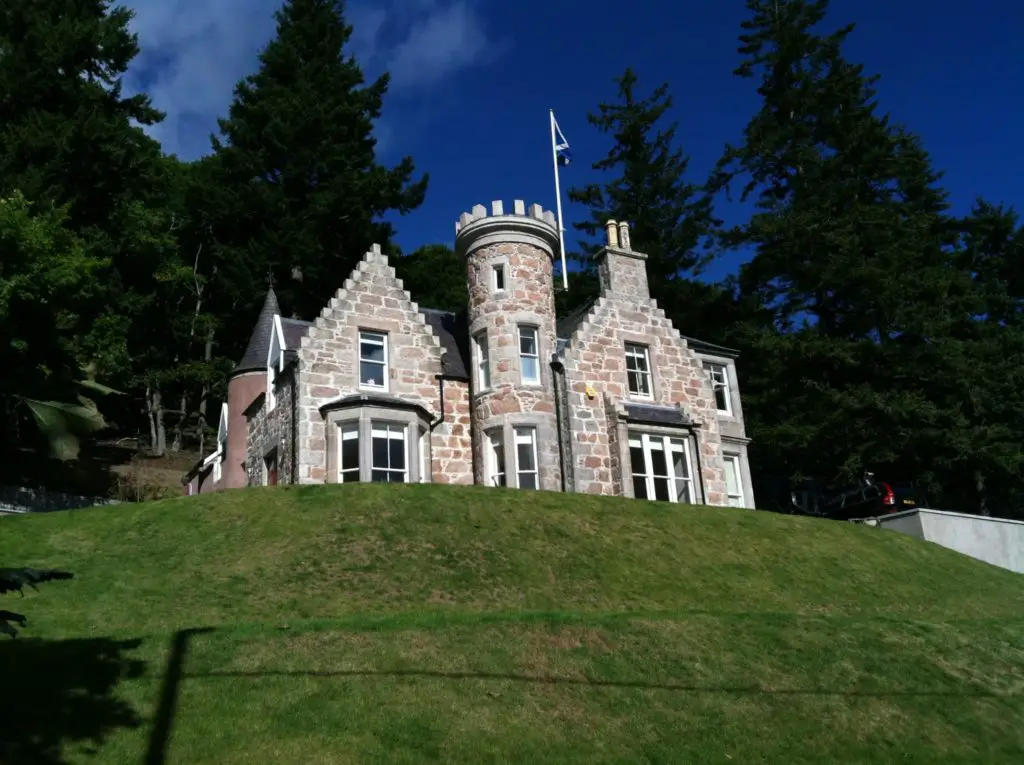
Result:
[455, 200, 562, 492]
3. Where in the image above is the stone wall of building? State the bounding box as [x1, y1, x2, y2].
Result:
[244, 369, 297, 485]
[456, 200, 563, 492]
[431, 378, 473, 483]
[561, 298, 730, 505]
[294, 245, 473, 485]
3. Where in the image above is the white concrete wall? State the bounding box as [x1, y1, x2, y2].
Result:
[869, 508, 1024, 574]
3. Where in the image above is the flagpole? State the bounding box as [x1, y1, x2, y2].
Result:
[550, 109, 569, 291]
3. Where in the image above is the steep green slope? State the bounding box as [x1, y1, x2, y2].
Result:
[2, 484, 1022, 764]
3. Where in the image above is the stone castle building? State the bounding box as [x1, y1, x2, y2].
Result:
[184, 199, 755, 508]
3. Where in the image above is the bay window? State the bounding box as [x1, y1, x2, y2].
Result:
[629, 432, 694, 504]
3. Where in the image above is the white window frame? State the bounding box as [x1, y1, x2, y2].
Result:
[419, 427, 431, 483]
[486, 429, 506, 487]
[706, 363, 732, 415]
[628, 432, 694, 504]
[370, 421, 407, 483]
[212, 454, 222, 483]
[518, 325, 540, 385]
[492, 263, 506, 292]
[625, 342, 653, 399]
[338, 422, 360, 483]
[359, 330, 389, 392]
[513, 426, 539, 490]
[474, 331, 490, 391]
[723, 454, 744, 507]
[266, 364, 278, 412]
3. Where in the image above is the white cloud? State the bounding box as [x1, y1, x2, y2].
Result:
[119, 1, 500, 160]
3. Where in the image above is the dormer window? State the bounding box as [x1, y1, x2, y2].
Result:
[492, 264, 506, 292]
[359, 331, 388, 391]
[625, 343, 652, 398]
[705, 363, 731, 414]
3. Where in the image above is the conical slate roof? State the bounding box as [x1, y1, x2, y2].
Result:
[233, 288, 281, 375]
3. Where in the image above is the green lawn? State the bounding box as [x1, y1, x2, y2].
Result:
[2, 483, 1022, 764]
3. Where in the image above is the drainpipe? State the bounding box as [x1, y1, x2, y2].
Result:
[550, 354, 570, 493]
[429, 374, 448, 432]
[690, 424, 707, 505]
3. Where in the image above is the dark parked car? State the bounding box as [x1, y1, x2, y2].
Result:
[755, 472, 927, 521]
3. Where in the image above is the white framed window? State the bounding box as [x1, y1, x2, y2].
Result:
[514, 426, 538, 490]
[419, 428, 431, 483]
[625, 343, 652, 398]
[338, 423, 360, 483]
[628, 432, 694, 504]
[266, 364, 278, 411]
[706, 363, 731, 414]
[518, 326, 540, 385]
[487, 430, 506, 487]
[474, 331, 490, 391]
[371, 422, 407, 483]
[723, 454, 744, 507]
[492, 264, 506, 292]
[359, 331, 388, 391]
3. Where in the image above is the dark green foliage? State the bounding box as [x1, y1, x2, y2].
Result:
[392, 244, 468, 313]
[0, 567, 73, 637]
[568, 68, 715, 301]
[207, 0, 428, 324]
[711, 0, 974, 494]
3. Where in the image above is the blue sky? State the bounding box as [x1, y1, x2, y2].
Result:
[122, 0, 1023, 283]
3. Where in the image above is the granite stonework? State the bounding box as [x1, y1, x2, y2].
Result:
[457, 201, 563, 491]
[244, 366, 297, 485]
[293, 245, 473, 485]
[184, 200, 755, 510]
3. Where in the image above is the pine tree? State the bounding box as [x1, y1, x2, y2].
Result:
[208, 0, 428, 326]
[711, 0, 963, 487]
[567, 68, 715, 320]
[0, 0, 171, 455]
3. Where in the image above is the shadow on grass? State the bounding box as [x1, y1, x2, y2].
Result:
[0, 636, 146, 765]
[185, 668, 1004, 698]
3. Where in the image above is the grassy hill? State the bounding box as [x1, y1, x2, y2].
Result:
[2, 484, 1022, 764]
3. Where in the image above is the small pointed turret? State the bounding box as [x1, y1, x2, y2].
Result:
[233, 288, 281, 375]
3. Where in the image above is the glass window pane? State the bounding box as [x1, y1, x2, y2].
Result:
[633, 476, 648, 499]
[650, 448, 668, 478]
[629, 446, 645, 475]
[516, 442, 535, 471]
[653, 476, 670, 502]
[372, 435, 388, 467]
[360, 340, 385, 362]
[672, 449, 689, 480]
[676, 479, 691, 504]
[342, 437, 359, 470]
[519, 472, 537, 490]
[371, 470, 389, 483]
[361, 361, 384, 387]
[341, 471, 360, 483]
[388, 436, 405, 469]
[715, 387, 729, 411]
[522, 356, 538, 381]
[519, 328, 536, 355]
[724, 458, 740, 495]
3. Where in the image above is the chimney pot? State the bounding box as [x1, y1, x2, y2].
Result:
[617, 221, 631, 251]
[605, 220, 619, 248]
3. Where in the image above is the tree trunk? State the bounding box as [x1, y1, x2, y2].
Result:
[147, 386, 167, 457]
[196, 327, 215, 456]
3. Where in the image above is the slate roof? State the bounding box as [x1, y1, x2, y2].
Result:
[420, 308, 470, 379]
[234, 288, 281, 374]
[280, 317, 312, 351]
[556, 297, 598, 342]
[624, 403, 693, 427]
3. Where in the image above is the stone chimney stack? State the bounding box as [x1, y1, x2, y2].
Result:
[595, 219, 649, 301]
